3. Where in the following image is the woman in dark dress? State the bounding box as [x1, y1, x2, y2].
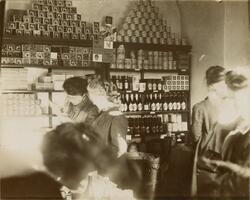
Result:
[87, 78, 128, 157]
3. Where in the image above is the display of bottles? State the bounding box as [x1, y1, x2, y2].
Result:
[120, 91, 188, 113]
[127, 116, 165, 137]
[127, 114, 188, 143]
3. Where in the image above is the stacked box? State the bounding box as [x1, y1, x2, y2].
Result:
[163, 75, 189, 91]
[116, 0, 187, 46]
[0, 68, 28, 90]
[0, 93, 41, 116]
[4, 0, 100, 40]
[1, 43, 92, 67]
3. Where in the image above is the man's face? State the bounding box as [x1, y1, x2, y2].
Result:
[212, 81, 229, 99]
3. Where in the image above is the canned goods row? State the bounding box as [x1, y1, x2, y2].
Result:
[124, 16, 163, 25]
[112, 59, 178, 70]
[116, 35, 183, 45]
[119, 29, 171, 39]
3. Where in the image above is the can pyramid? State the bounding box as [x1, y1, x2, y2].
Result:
[117, 0, 185, 45]
[5, 0, 100, 40]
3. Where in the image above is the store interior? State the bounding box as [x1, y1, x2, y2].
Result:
[0, 0, 249, 200]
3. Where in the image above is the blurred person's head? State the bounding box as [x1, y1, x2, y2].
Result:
[226, 67, 250, 122]
[206, 66, 228, 99]
[41, 123, 116, 189]
[127, 142, 139, 153]
[63, 77, 87, 105]
[87, 78, 120, 111]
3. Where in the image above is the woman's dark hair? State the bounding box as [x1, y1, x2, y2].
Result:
[206, 66, 226, 86]
[41, 123, 116, 189]
[63, 77, 87, 96]
[226, 68, 249, 91]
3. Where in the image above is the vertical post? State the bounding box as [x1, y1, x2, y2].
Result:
[48, 68, 52, 128]
[0, 0, 6, 67]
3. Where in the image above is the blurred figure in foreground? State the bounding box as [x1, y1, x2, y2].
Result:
[191, 66, 239, 197]
[41, 122, 139, 200]
[207, 67, 250, 199]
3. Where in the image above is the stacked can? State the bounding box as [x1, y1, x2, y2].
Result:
[4, 0, 100, 41]
[116, 45, 125, 69]
[116, 0, 187, 46]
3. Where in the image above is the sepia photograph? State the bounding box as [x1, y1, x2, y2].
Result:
[0, 0, 249, 199]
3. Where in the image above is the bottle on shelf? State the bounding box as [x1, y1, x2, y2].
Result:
[176, 92, 181, 110]
[128, 93, 134, 112]
[124, 76, 129, 90]
[125, 93, 130, 112]
[162, 93, 167, 111]
[156, 93, 162, 111]
[172, 92, 177, 111]
[137, 93, 143, 111]
[168, 92, 173, 111]
[143, 94, 149, 111]
[150, 93, 156, 111]
[181, 92, 187, 110]
[133, 93, 138, 112]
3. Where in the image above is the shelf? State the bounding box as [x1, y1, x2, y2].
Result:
[109, 68, 188, 73]
[2, 35, 93, 47]
[119, 90, 189, 94]
[114, 42, 192, 52]
[123, 110, 188, 115]
[0, 114, 51, 118]
[0, 64, 97, 70]
[1, 89, 64, 93]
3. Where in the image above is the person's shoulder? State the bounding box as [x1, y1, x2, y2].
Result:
[193, 100, 207, 113]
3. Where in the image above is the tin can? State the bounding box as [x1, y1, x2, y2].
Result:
[147, 19, 153, 25]
[138, 37, 144, 43]
[160, 38, 165, 44]
[116, 35, 123, 42]
[124, 36, 130, 43]
[127, 29, 133, 36]
[143, 59, 149, 70]
[134, 30, 140, 37]
[146, 37, 151, 44]
[130, 23, 136, 30]
[133, 17, 140, 24]
[143, 12, 149, 19]
[141, 18, 146, 25]
[125, 58, 132, 69]
[131, 36, 138, 43]
[138, 24, 144, 31]
[136, 11, 142, 18]
[151, 25, 157, 32]
[148, 31, 154, 37]
[144, 25, 150, 32]
[123, 23, 129, 30]
[141, 31, 146, 37]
